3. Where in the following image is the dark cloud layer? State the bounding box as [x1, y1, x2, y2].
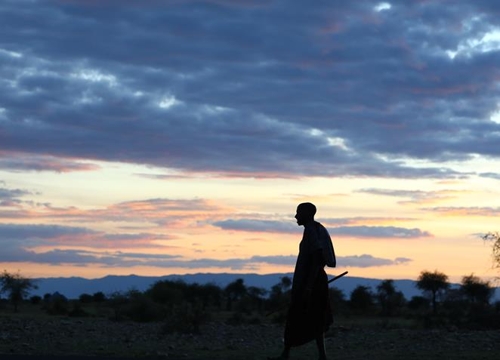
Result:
[0, 215, 416, 268]
[0, 244, 410, 270]
[1, 0, 500, 178]
[340, 254, 412, 268]
[213, 219, 298, 233]
[213, 218, 431, 238]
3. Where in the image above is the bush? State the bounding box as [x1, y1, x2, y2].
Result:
[79, 293, 93, 304]
[43, 293, 69, 315]
[108, 290, 164, 322]
[123, 292, 164, 322]
[108, 291, 129, 321]
[146, 280, 184, 305]
[162, 301, 210, 334]
[0, 298, 8, 310]
[30, 295, 42, 305]
[68, 301, 90, 317]
[92, 292, 106, 303]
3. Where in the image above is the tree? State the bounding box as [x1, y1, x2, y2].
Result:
[146, 280, 184, 305]
[461, 274, 494, 305]
[246, 286, 267, 311]
[349, 285, 374, 314]
[190, 283, 223, 309]
[329, 287, 347, 316]
[224, 278, 247, 311]
[79, 293, 93, 303]
[416, 270, 449, 314]
[279, 276, 292, 292]
[407, 296, 430, 313]
[482, 232, 500, 274]
[267, 277, 291, 317]
[92, 291, 106, 302]
[0, 270, 38, 312]
[376, 279, 406, 317]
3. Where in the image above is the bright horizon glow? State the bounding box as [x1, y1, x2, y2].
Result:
[1, 161, 497, 285]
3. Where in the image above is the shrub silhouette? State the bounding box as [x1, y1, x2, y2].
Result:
[78, 293, 93, 304]
[146, 280, 184, 306]
[349, 285, 375, 315]
[126, 289, 164, 322]
[329, 286, 347, 317]
[30, 295, 42, 305]
[68, 301, 90, 317]
[92, 291, 106, 302]
[376, 279, 406, 317]
[43, 292, 69, 315]
[162, 301, 210, 334]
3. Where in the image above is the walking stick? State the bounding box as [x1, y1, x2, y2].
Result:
[265, 271, 349, 317]
[328, 270, 348, 283]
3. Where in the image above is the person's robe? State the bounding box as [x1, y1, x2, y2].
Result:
[284, 221, 334, 347]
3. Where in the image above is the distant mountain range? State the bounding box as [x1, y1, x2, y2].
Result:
[31, 272, 499, 301]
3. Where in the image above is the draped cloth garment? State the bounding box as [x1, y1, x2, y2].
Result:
[284, 221, 334, 347]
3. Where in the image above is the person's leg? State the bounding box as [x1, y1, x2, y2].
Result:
[316, 334, 327, 360]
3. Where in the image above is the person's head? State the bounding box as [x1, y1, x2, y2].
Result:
[295, 202, 316, 226]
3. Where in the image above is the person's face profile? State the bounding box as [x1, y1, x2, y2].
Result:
[294, 206, 307, 226]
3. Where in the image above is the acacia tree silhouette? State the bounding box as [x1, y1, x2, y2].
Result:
[376, 279, 405, 317]
[482, 232, 500, 275]
[416, 270, 449, 315]
[0, 270, 37, 312]
[224, 278, 247, 311]
[461, 274, 494, 304]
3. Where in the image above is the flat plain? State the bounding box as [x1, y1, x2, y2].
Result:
[1, 312, 500, 360]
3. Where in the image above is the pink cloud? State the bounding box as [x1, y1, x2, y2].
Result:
[0, 152, 100, 173]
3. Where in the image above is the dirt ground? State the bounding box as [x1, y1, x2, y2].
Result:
[1, 316, 500, 360]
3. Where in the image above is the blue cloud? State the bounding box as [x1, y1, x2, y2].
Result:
[1, 1, 499, 178]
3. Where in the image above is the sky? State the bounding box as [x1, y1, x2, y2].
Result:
[1, 0, 500, 285]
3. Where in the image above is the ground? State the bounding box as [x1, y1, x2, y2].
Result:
[1, 315, 500, 360]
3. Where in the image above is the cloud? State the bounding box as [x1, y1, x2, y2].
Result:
[0, 153, 100, 173]
[0, 215, 413, 270]
[1, 1, 500, 179]
[0, 186, 33, 206]
[479, 172, 500, 180]
[320, 217, 417, 226]
[0, 223, 95, 241]
[0, 246, 411, 270]
[0, 247, 181, 267]
[0, 196, 227, 228]
[1, 0, 499, 276]
[212, 218, 431, 238]
[0, 223, 173, 250]
[357, 188, 464, 205]
[329, 226, 432, 239]
[340, 254, 412, 268]
[423, 206, 500, 217]
[213, 219, 298, 233]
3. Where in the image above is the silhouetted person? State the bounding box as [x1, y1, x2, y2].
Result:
[269, 202, 335, 360]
